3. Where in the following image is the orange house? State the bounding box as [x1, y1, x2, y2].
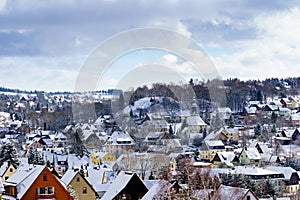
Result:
[3, 165, 72, 200]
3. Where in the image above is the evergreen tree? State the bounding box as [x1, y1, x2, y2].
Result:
[168, 125, 173, 135]
[210, 111, 223, 132]
[28, 147, 34, 164]
[29, 149, 45, 165]
[70, 129, 86, 157]
[271, 124, 276, 133]
[202, 128, 207, 140]
[204, 108, 210, 125]
[228, 115, 235, 128]
[149, 171, 155, 180]
[79, 165, 85, 176]
[181, 118, 188, 130]
[129, 109, 133, 118]
[256, 90, 263, 102]
[265, 179, 277, 197]
[118, 92, 125, 111]
[271, 112, 277, 124]
[261, 126, 268, 142]
[46, 160, 52, 167]
[0, 143, 20, 167]
[254, 123, 262, 136]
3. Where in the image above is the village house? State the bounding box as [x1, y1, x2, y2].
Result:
[266, 166, 300, 195]
[280, 97, 299, 109]
[228, 166, 284, 192]
[61, 169, 97, 200]
[3, 165, 72, 200]
[213, 185, 259, 200]
[239, 147, 261, 166]
[200, 140, 226, 161]
[223, 126, 239, 143]
[0, 162, 16, 182]
[105, 130, 135, 157]
[291, 112, 300, 127]
[101, 171, 148, 200]
[211, 151, 239, 167]
[85, 167, 117, 198]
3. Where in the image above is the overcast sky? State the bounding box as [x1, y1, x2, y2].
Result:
[0, 0, 300, 91]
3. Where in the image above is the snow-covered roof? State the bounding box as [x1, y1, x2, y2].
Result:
[106, 131, 135, 145]
[67, 154, 89, 169]
[144, 132, 164, 142]
[205, 140, 224, 147]
[54, 132, 67, 140]
[243, 147, 261, 160]
[101, 171, 146, 200]
[231, 166, 283, 176]
[215, 152, 237, 163]
[225, 127, 239, 134]
[186, 115, 206, 126]
[204, 129, 223, 141]
[0, 162, 9, 176]
[282, 129, 295, 138]
[86, 168, 115, 187]
[5, 165, 45, 199]
[291, 113, 300, 120]
[265, 166, 297, 180]
[244, 107, 257, 114]
[249, 141, 270, 154]
[141, 180, 168, 200]
[213, 185, 252, 200]
[61, 170, 77, 186]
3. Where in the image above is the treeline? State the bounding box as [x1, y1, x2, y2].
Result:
[122, 77, 300, 113]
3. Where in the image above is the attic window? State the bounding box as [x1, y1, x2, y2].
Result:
[82, 187, 87, 194]
[76, 177, 80, 182]
[43, 174, 47, 181]
[9, 168, 13, 172]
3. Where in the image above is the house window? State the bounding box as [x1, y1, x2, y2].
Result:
[36, 187, 54, 195]
[76, 177, 80, 182]
[247, 195, 250, 200]
[9, 168, 13, 172]
[5, 176, 9, 180]
[43, 174, 47, 181]
[82, 187, 87, 194]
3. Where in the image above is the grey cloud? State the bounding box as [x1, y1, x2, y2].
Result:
[0, 0, 299, 57]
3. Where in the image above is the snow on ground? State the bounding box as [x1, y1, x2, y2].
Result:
[123, 97, 178, 115]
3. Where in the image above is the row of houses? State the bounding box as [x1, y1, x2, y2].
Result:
[0, 161, 263, 200]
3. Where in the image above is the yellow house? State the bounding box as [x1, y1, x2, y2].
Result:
[169, 161, 176, 171]
[222, 127, 239, 142]
[200, 140, 225, 161]
[101, 153, 116, 162]
[61, 170, 97, 200]
[0, 162, 16, 182]
[91, 152, 100, 164]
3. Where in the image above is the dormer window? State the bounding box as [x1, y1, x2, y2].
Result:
[43, 174, 47, 181]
